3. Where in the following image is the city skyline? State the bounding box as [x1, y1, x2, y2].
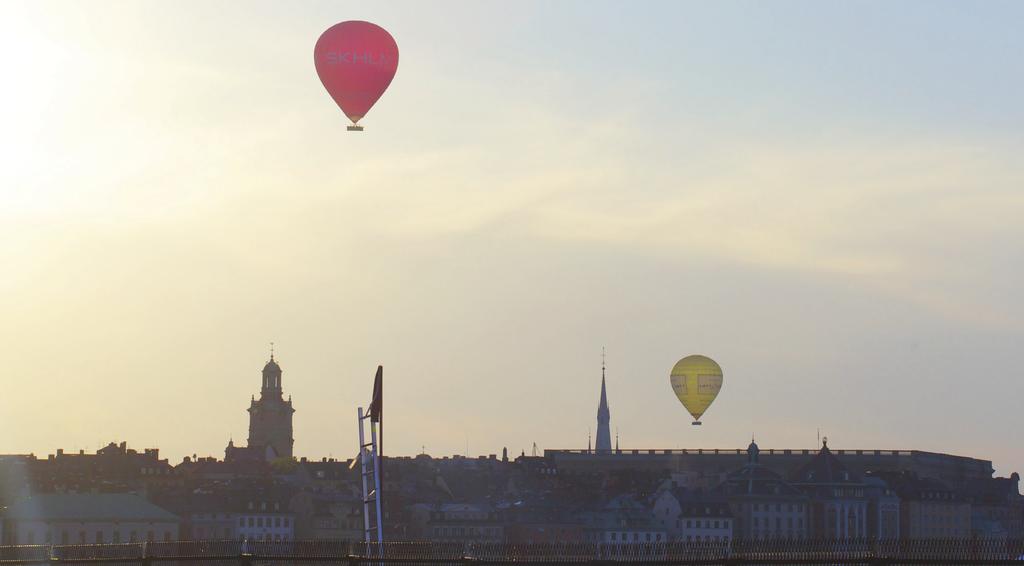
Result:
[1, 1, 1022, 476]
[4, 346, 1017, 481]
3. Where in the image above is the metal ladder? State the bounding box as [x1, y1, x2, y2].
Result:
[357, 406, 384, 545]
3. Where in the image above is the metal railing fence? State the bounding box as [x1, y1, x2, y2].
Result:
[0, 539, 1022, 565]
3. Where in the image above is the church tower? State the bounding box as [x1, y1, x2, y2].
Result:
[247, 351, 295, 460]
[595, 349, 612, 453]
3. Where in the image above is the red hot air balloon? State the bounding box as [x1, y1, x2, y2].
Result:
[314, 21, 399, 131]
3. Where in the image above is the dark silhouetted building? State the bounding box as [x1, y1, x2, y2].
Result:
[713, 441, 808, 540]
[792, 439, 870, 540]
[226, 354, 294, 462]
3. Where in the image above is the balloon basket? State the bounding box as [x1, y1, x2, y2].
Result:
[692, 421, 702, 426]
[347, 125, 364, 132]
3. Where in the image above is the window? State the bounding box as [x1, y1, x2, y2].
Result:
[248, 518, 255, 528]
[239, 518, 245, 527]
[274, 517, 281, 528]
[257, 518, 264, 528]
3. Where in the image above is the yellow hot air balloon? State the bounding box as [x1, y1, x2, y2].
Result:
[669, 355, 723, 425]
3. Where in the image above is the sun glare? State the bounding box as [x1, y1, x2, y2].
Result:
[0, 9, 101, 215]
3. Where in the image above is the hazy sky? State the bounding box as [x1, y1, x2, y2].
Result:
[1, 1, 1022, 475]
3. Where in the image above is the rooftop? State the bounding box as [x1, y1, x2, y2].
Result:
[3, 493, 179, 522]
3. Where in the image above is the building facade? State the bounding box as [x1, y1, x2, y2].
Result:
[423, 503, 504, 543]
[235, 496, 295, 542]
[545, 448, 995, 489]
[190, 510, 236, 541]
[876, 472, 972, 539]
[1, 494, 179, 545]
[792, 440, 870, 540]
[964, 474, 1023, 539]
[713, 441, 809, 540]
[864, 476, 901, 539]
[677, 500, 733, 543]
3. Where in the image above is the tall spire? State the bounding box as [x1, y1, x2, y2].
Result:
[600, 348, 608, 407]
[595, 347, 612, 453]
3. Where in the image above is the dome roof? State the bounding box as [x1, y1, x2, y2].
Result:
[263, 357, 281, 374]
[715, 463, 803, 498]
[793, 440, 858, 484]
